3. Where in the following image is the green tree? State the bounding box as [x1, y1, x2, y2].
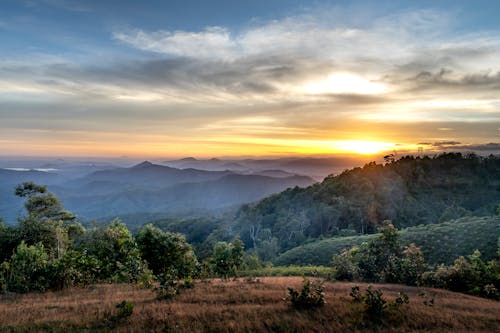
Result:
[15, 182, 79, 259]
[15, 182, 75, 223]
[75, 220, 151, 283]
[0, 220, 20, 263]
[357, 222, 402, 282]
[7, 241, 52, 292]
[211, 239, 244, 278]
[136, 224, 198, 279]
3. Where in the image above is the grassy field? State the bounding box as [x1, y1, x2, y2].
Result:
[0, 277, 499, 332]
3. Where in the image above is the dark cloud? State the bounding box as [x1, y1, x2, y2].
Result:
[455, 142, 500, 151]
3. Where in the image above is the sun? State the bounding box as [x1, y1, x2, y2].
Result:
[334, 140, 395, 155]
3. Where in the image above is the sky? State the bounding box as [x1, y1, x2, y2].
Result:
[2, 0, 500, 158]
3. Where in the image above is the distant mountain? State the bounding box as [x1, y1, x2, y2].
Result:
[68, 161, 233, 191]
[56, 171, 315, 221]
[162, 156, 368, 179]
[250, 169, 298, 178]
[0, 161, 316, 223]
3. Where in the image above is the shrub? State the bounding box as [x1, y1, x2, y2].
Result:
[363, 286, 387, 319]
[105, 301, 135, 328]
[349, 285, 362, 302]
[210, 239, 244, 278]
[7, 241, 51, 292]
[332, 248, 359, 281]
[156, 274, 195, 300]
[136, 224, 198, 279]
[286, 278, 325, 309]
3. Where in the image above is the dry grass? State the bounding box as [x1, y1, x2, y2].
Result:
[0, 277, 499, 332]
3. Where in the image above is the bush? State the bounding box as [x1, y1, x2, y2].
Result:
[136, 224, 198, 279]
[363, 286, 387, 319]
[7, 241, 51, 292]
[350, 285, 409, 321]
[332, 248, 359, 281]
[286, 278, 325, 309]
[105, 301, 135, 328]
[156, 274, 195, 300]
[419, 248, 499, 299]
[210, 239, 244, 278]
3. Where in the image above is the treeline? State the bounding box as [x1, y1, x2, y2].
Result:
[230, 153, 500, 257]
[0, 183, 245, 293]
[331, 222, 500, 299]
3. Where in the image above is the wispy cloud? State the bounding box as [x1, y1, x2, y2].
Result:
[2, 6, 500, 156]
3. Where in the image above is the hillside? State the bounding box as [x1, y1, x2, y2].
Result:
[275, 216, 500, 266]
[0, 278, 498, 332]
[233, 153, 500, 255]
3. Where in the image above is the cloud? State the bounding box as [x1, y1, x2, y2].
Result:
[3, 6, 500, 156]
[113, 27, 236, 60]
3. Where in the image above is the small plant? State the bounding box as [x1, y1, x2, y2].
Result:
[363, 286, 387, 319]
[349, 285, 362, 302]
[286, 278, 325, 309]
[394, 292, 409, 306]
[105, 300, 134, 328]
[156, 274, 195, 300]
[419, 291, 435, 307]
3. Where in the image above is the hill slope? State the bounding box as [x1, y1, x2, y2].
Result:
[0, 278, 498, 332]
[234, 153, 500, 253]
[275, 216, 500, 266]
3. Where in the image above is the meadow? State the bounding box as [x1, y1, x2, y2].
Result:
[0, 277, 499, 332]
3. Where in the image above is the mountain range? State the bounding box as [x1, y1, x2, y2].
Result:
[0, 160, 315, 222]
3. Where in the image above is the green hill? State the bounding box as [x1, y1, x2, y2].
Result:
[275, 216, 500, 266]
[233, 153, 500, 256]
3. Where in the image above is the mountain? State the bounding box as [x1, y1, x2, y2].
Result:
[57, 172, 315, 221]
[70, 161, 232, 191]
[0, 161, 315, 223]
[231, 153, 500, 254]
[162, 156, 368, 180]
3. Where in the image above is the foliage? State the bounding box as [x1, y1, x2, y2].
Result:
[156, 274, 195, 300]
[239, 265, 332, 278]
[136, 224, 198, 279]
[350, 285, 409, 321]
[15, 182, 75, 223]
[210, 239, 244, 278]
[105, 300, 135, 328]
[275, 216, 500, 266]
[286, 278, 325, 309]
[332, 223, 426, 285]
[362, 286, 387, 319]
[331, 248, 359, 281]
[75, 220, 151, 283]
[233, 153, 500, 258]
[6, 241, 52, 292]
[420, 247, 500, 299]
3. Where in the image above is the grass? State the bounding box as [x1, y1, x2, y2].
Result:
[0, 277, 499, 332]
[239, 265, 332, 278]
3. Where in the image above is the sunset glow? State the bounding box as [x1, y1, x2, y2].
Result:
[1, 1, 500, 158]
[333, 140, 396, 155]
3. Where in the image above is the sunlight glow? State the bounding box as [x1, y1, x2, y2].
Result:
[333, 140, 395, 155]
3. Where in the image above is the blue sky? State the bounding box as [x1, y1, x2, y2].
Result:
[2, 0, 500, 157]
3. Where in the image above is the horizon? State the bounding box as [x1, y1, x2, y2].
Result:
[2, 1, 500, 157]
